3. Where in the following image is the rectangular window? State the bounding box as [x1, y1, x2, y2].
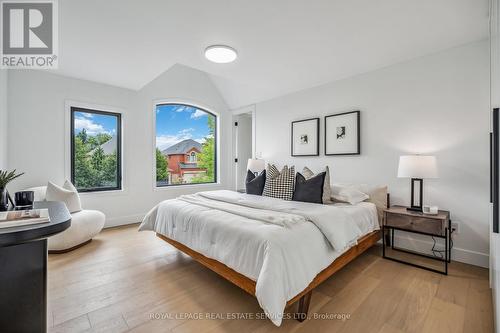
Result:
[155, 104, 217, 187]
[70, 107, 122, 192]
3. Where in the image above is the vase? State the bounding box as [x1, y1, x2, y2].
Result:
[0, 188, 8, 211]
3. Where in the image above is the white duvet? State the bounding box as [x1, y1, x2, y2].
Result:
[139, 190, 379, 326]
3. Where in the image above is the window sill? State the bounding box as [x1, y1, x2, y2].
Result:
[78, 189, 128, 197]
[153, 182, 222, 192]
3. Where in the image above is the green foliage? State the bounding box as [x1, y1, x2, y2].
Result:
[103, 152, 118, 183]
[76, 129, 112, 151]
[89, 133, 112, 149]
[96, 133, 112, 145]
[191, 115, 216, 184]
[92, 147, 105, 170]
[156, 148, 168, 181]
[0, 169, 24, 188]
[74, 134, 118, 190]
[77, 128, 88, 144]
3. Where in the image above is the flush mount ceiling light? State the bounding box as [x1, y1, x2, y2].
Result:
[204, 45, 237, 63]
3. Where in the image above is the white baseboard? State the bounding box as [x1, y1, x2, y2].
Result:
[104, 213, 144, 228]
[390, 234, 489, 268]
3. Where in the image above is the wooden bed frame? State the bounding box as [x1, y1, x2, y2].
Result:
[156, 229, 381, 320]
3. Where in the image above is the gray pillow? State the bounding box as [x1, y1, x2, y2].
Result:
[302, 166, 333, 204]
[292, 172, 326, 204]
[246, 169, 266, 195]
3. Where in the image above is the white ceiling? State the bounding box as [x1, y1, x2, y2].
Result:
[57, 0, 489, 109]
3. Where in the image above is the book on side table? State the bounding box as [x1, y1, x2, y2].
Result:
[0, 208, 50, 228]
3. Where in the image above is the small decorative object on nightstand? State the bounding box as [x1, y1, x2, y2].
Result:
[383, 205, 451, 275]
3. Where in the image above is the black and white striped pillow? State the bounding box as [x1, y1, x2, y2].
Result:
[262, 164, 295, 200]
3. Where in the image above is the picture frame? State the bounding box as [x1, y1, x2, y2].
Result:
[291, 118, 319, 156]
[325, 111, 360, 155]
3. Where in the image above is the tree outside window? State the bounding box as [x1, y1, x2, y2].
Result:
[71, 107, 121, 192]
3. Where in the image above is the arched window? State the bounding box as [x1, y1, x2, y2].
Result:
[155, 103, 217, 186]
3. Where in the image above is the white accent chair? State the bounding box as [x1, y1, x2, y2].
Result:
[27, 186, 105, 253]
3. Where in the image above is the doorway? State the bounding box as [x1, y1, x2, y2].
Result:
[233, 110, 254, 191]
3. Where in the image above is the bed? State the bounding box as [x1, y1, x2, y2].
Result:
[139, 189, 385, 326]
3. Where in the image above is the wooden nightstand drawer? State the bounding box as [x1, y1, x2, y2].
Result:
[385, 212, 445, 236]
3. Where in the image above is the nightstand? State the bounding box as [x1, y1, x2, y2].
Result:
[382, 205, 451, 275]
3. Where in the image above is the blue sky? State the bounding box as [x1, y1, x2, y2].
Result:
[73, 106, 212, 151]
[74, 111, 117, 136]
[155, 104, 212, 150]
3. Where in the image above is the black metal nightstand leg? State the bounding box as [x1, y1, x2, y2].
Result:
[445, 227, 448, 275]
[382, 226, 386, 258]
[391, 228, 394, 249]
[448, 220, 452, 263]
[385, 231, 391, 247]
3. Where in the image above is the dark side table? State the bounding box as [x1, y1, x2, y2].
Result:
[0, 201, 71, 333]
[382, 205, 451, 275]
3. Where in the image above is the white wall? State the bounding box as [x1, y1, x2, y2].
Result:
[0, 69, 7, 170]
[7, 64, 231, 227]
[255, 40, 490, 267]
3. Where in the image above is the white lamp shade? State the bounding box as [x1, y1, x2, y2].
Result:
[247, 159, 265, 173]
[397, 155, 438, 179]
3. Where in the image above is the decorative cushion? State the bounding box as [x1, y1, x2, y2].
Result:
[63, 180, 78, 193]
[46, 180, 82, 213]
[346, 184, 388, 224]
[302, 166, 333, 204]
[246, 169, 266, 195]
[331, 184, 369, 205]
[292, 172, 326, 204]
[262, 164, 295, 201]
[24, 186, 48, 202]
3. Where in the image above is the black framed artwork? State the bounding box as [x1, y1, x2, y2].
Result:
[291, 118, 319, 156]
[325, 111, 360, 155]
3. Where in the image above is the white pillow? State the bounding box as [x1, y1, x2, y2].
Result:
[45, 180, 82, 213]
[24, 186, 48, 202]
[331, 184, 369, 205]
[63, 180, 78, 193]
[343, 184, 388, 223]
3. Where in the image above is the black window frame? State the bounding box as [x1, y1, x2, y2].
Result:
[155, 103, 218, 187]
[70, 106, 122, 192]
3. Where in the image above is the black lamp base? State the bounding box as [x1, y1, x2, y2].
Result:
[408, 178, 423, 212]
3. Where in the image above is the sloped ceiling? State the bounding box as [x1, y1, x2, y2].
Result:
[55, 0, 489, 108]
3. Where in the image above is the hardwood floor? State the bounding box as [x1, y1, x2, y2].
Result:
[48, 224, 493, 333]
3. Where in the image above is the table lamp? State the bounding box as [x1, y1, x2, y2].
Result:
[397, 155, 438, 212]
[247, 158, 265, 176]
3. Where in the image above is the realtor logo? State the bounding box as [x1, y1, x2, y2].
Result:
[1, 0, 58, 68]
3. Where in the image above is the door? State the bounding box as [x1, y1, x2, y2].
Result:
[491, 1, 500, 331]
[234, 113, 253, 191]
